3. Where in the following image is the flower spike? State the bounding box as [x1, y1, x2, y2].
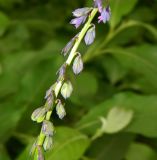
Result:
[31, 1, 111, 159]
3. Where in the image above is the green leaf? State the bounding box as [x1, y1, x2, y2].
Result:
[72, 72, 98, 97]
[0, 101, 26, 142]
[70, 72, 98, 107]
[0, 145, 11, 160]
[87, 133, 135, 160]
[105, 45, 157, 93]
[0, 12, 10, 36]
[93, 107, 133, 139]
[84, 21, 157, 62]
[18, 127, 90, 160]
[45, 127, 90, 160]
[0, 40, 64, 143]
[126, 143, 157, 160]
[103, 107, 133, 133]
[77, 93, 157, 137]
[0, 63, 2, 75]
[129, 7, 156, 22]
[0, 0, 22, 9]
[102, 56, 127, 84]
[110, 0, 138, 28]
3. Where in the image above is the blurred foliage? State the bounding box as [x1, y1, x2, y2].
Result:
[0, 0, 157, 160]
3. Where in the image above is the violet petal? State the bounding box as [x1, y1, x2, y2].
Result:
[94, 0, 103, 13]
[98, 6, 111, 23]
[70, 16, 87, 28]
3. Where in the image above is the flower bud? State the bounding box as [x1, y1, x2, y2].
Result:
[72, 7, 92, 17]
[46, 94, 54, 109]
[44, 86, 53, 99]
[84, 25, 96, 45]
[61, 34, 78, 56]
[31, 107, 46, 123]
[61, 81, 73, 99]
[56, 100, 66, 119]
[43, 136, 53, 151]
[70, 16, 87, 29]
[41, 120, 54, 136]
[72, 53, 83, 75]
[53, 81, 63, 97]
[57, 63, 67, 79]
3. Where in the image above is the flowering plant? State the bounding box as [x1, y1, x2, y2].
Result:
[30, 0, 111, 159]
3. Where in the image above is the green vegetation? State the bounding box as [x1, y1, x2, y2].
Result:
[0, 0, 157, 160]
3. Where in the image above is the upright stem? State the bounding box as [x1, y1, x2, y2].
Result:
[36, 8, 98, 148]
[66, 8, 98, 65]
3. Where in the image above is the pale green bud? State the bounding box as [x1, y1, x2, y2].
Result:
[43, 136, 53, 151]
[53, 81, 63, 97]
[31, 107, 46, 123]
[56, 100, 66, 119]
[41, 120, 54, 136]
[61, 80, 73, 99]
[72, 53, 83, 75]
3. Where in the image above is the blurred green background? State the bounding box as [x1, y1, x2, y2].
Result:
[0, 0, 157, 160]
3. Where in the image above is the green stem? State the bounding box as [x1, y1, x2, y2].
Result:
[36, 8, 98, 148]
[84, 20, 157, 62]
[66, 8, 98, 65]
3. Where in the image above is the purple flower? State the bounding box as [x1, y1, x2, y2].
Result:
[84, 25, 96, 45]
[94, 0, 103, 13]
[72, 7, 92, 17]
[98, 6, 111, 23]
[61, 40, 74, 56]
[70, 16, 87, 28]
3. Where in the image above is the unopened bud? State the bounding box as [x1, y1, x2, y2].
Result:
[61, 34, 78, 56]
[46, 94, 54, 109]
[43, 136, 53, 151]
[56, 100, 66, 119]
[72, 7, 92, 17]
[44, 86, 53, 99]
[61, 80, 73, 99]
[53, 81, 62, 97]
[72, 53, 83, 75]
[41, 120, 54, 136]
[31, 107, 46, 123]
[57, 63, 67, 79]
[84, 25, 96, 45]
